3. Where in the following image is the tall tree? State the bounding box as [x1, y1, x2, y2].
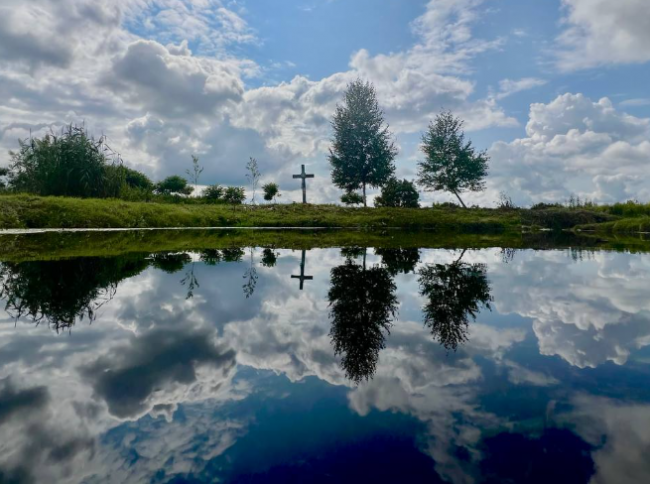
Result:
[418, 111, 489, 208]
[329, 79, 397, 207]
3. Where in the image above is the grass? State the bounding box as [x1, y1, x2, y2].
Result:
[0, 228, 639, 263]
[0, 194, 624, 233]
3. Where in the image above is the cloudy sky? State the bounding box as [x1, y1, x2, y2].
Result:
[0, 0, 649, 205]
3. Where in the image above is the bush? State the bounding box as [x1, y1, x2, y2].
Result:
[0, 167, 8, 190]
[341, 191, 363, 206]
[496, 192, 517, 211]
[262, 182, 280, 202]
[374, 178, 419, 208]
[155, 176, 193, 196]
[224, 186, 246, 208]
[204, 184, 224, 202]
[7, 125, 120, 198]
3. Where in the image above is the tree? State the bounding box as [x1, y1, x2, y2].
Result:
[224, 186, 246, 209]
[418, 250, 492, 350]
[329, 79, 397, 207]
[340, 191, 364, 206]
[0, 166, 8, 190]
[262, 182, 280, 202]
[328, 253, 398, 382]
[246, 157, 261, 204]
[374, 178, 420, 208]
[7, 124, 120, 198]
[418, 111, 489, 208]
[155, 175, 194, 196]
[186, 154, 204, 186]
[204, 184, 224, 202]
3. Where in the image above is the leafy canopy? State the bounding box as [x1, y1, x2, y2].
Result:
[418, 111, 489, 208]
[329, 79, 397, 206]
[262, 182, 280, 202]
[155, 175, 194, 196]
[224, 186, 246, 208]
[203, 184, 224, 201]
[374, 178, 420, 208]
[340, 191, 364, 206]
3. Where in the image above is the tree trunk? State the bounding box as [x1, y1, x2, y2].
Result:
[363, 183, 367, 208]
[452, 190, 467, 208]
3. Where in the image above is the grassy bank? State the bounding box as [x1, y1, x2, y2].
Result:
[0, 228, 638, 263]
[0, 194, 619, 232]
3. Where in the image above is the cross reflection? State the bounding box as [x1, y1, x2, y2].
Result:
[291, 250, 313, 290]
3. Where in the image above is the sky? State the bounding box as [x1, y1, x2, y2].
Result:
[0, 0, 649, 206]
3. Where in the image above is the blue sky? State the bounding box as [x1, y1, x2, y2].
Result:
[0, 0, 649, 205]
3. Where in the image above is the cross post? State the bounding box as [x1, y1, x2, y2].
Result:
[291, 250, 313, 290]
[292, 164, 315, 204]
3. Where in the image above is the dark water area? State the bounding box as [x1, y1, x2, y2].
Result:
[1, 237, 649, 483]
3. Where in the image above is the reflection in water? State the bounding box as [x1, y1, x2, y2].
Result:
[242, 248, 258, 299]
[375, 247, 420, 275]
[0, 256, 149, 332]
[291, 249, 313, 290]
[261, 248, 279, 268]
[418, 250, 492, 350]
[328, 251, 398, 383]
[1, 243, 649, 483]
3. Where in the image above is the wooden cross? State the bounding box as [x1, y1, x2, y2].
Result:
[292, 164, 315, 204]
[291, 250, 313, 290]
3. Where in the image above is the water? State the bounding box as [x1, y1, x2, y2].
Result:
[1, 234, 649, 483]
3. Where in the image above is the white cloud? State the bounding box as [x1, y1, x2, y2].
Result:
[485, 93, 650, 205]
[556, 0, 650, 71]
[495, 78, 546, 100]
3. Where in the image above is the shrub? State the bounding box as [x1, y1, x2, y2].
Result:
[496, 192, 517, 211]
[341, 191, 363, 206]
[374, 178, 420, 208]
[262, 182, 280, 202]
[7, 124, 120, 198]
[0, 166, 8, 190]
[155, 176, 193, 196]
[224, 186, 246, 209]
[204, 184, 224, 202]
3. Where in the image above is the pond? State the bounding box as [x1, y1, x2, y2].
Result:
[0, 231, 649, 483]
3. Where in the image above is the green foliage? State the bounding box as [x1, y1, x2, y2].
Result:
[340, 191, 363, 206]
[186, 154, 204, 186]
[262, 182, 280, 202]
[0, 255, 149, 331]
[155, 176, 193, 196]
[0, 166, 8, 190]
[418, 252, 492, 350]
[204, 184, 224, 202]
[418, 111, 489, 208]
[7, 125, 122, 198]
[224, 186, 246, 208]
[374, 178, 420, 208]
[122, 166, 154, 191]
[328, 257, 398, 382]
[329, 79, 397, 207]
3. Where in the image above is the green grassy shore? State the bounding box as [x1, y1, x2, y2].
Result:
[1, 228, 646, 263]
[0, 194, 622, 232]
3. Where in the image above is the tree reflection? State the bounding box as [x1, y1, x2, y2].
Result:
[328, 251, 398, 383]
[375, 247, 420, 275]
[261, 248, 279, 268]
[242, 248, 258, 299]
[418, 250, 492, 350]
[150, 253, 191, 273]
[0, 256, 149, 332]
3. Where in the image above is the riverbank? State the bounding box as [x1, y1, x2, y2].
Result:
[0, 194, 619, 232]
[0, 228, 643, 262]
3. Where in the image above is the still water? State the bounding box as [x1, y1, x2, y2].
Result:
[1, 237, 649, 483]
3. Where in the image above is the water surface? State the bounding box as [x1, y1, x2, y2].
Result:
[1, 237, 649, 483]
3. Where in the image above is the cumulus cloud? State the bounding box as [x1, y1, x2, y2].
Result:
[556, 0, 650, 71]
[105, 40, 245, 118]
[486, 93, 650, 205]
